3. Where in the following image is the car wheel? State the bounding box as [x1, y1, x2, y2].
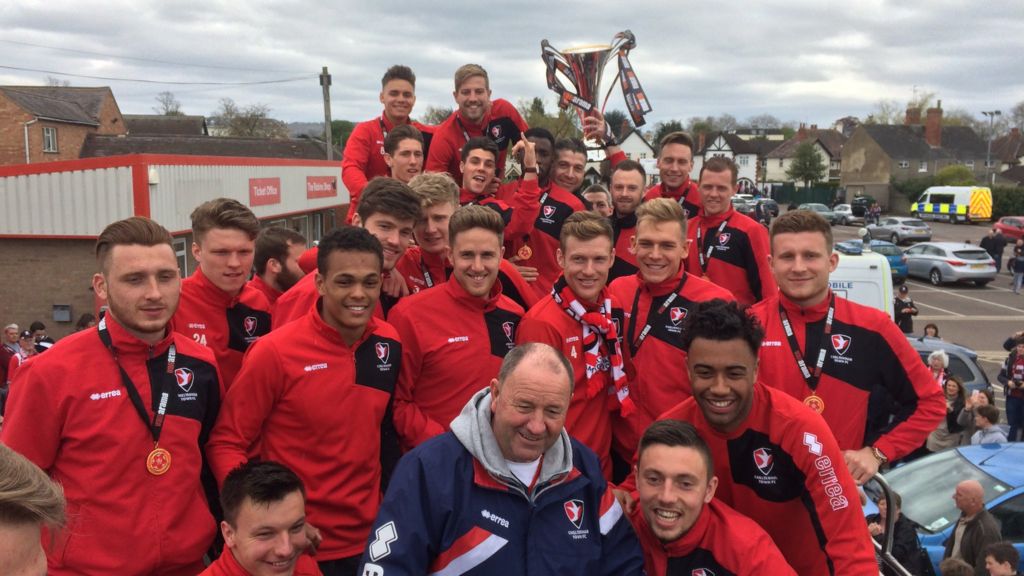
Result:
[890, 233, 899, 244]
[974, 280, 990, 287]
[929, 268, 942, 286]
[840, 216, 848, 225]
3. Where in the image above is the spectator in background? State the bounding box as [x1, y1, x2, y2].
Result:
[926, 376, 966, 452]
[940, 557, 975, 576]
[943, 480, 1002, 575]
[925, 323, 941, 339]
[895, 285, 918, 334]
[28, 321, 53, 354]
[866, 491, 924, 576]
[930, 349, 951, 389]
[983, 542, 1020, 576]
[997, 336, 1024, 442]
[0, 443, 66, 576]
[959, 388, 997, 445]
[583, 183, 614, 217]
[1011, 239, 1024, 294]
[971, 405, 1008, 444]
[73, 313, 96, 332]
[0, 324, 17, 401]
[6, 331, 37, 385]
[980, 228, 1007, 275]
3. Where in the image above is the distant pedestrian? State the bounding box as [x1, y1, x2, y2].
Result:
[1013, 239, 1024, 293]
[894, 285, 918, 334]
[924, 323, 941, 339]
[980, 228, 1008, 275]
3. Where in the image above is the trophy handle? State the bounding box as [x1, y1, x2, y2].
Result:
[540, 39, 595, 114]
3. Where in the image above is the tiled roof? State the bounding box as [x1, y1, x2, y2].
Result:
[124, 114, 208, 136]
[0, 86, 111, 125]
[767, 129, 846, 159]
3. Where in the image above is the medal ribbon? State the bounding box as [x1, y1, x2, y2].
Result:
[97, 316, 175, 447]
[696, 219, 729, 274]
[627, 273, 687, 356]
[517, 191, 551, 260]
[778, 294, 836, 391]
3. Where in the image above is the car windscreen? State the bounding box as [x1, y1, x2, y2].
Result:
[883, 449, 1012, 534]
[953, 250, 991, 261]
[903, 219, 928, 227]
[873, 245, 902, 256]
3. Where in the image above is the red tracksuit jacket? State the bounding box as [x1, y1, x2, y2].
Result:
[516, 290, 630, 477]
[684, 207, 777, 305]
[608, 269, 734, 454]
[654, 383, 878, 576]
[246, 274, 281, 307]
[751, 291, 946, 460]
[1, 315, 223, 575]
[502, 181, 586, 299]
[207, 305, 401, 561]
[199, 548, 322, 575]
[394, 245, 537, 311]
[341, 113, 433, 222]
[389, 277, 522, 449]
[425, 99, 527, 185]
[627, 496, 796, 576]
[643, 180, 702, 220]
[175, 267, 272, 388]
[609, 211, 640, 283]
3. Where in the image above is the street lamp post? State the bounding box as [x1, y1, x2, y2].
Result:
[982, 110, 1001, 185]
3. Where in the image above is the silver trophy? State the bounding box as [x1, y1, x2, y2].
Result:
[541, 30, 653, 128]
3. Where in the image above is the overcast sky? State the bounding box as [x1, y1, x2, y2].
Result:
[3, 0, 1022, 130]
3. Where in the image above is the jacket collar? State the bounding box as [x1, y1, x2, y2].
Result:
[190, 267, 240, 307]
[779, 289, 834, 321]
[700, 206, 735, 228]
[100, 311, 174, 358]
[311, 298, 378, 349]
[445, 274, 502, 312]
[640, 264, 686, 296]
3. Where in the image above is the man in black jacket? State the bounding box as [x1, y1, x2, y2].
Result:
[943, 480, 1002, 576]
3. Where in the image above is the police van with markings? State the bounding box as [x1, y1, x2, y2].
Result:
[910, 186, 992, 224]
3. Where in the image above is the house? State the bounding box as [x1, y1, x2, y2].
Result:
[692, 132, 761, 187]
[992, 127, 1023, 171]
[764, 124, 846, 184]
[732, 127, 787, 141]
[0, 86, 127, 165]
[124, 114, 209, 136]
[839, 103, 988, 208]
[995, 165, 1024, 187]
[584, 128, 657, 186]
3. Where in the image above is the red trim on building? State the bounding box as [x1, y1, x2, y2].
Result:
[0, 234, 98, 240]
[131, 161, 150, 217]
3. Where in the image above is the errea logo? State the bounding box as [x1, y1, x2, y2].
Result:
[304, 363, 328, 372]
[90, 389, 122, 401]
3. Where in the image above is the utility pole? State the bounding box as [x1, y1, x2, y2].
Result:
[982, 110, 1001, 186]
[320, 66, 333, 160]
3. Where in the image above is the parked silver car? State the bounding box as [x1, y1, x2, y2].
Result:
[796, 203, 837, 224]
[904, 242, 997, 286]
[833, 203, 863, 225]
[866, 217, 932, 244]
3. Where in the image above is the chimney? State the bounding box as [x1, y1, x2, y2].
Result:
[810, 124, 818, 130]
[797, 123, 807, 139]
[905, 107, 921, 126]
[925, 100, 943, 148]
[1012, 127, 1021, 138]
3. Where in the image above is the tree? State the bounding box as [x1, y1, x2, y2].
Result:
[153, 91, 184, 116]
[934, 164, 976, 186]
[209, 98, 289, 138]
[941, 107, 976, 127]
[785, 141, 827, 187]
[1010, 100, 1024, 131]
[419, 106, 453, 126]
[715, 113, 738, 132]
[603, 109, 631, 140]
[516, 98, 580, 139]
[865, 99, 901, 125]
[746, 114, 782, 129]
[653, 119, 686, 149]
[45, 75, 70, 87]
[331, 120, 356, 149]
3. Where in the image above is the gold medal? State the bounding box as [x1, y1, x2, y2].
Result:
[517, 245, 533, 261]
[146, 447, 172, 476]
[803, 394, 825, 414]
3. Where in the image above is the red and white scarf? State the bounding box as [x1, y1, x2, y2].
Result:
[552, 277, 633, 415]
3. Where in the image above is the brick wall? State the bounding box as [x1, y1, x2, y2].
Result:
[0, 94, 34, 166]
[0, 239, 97, 339]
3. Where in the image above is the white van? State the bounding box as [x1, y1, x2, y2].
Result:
[911, 186, 992, 224]
[832, 239, 894, 320]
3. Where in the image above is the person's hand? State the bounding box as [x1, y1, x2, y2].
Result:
[843, 447, 880, 485]
[303, 522, 322, 555]
[867, 522, 883, 537]
[511, 139, 537, 173]
[382, 272, 409, 299]
[514, 264, 539, 282]
[582, 111, 607, 144]
[612, 488, 636, 515]
[485, 176, 501, 196]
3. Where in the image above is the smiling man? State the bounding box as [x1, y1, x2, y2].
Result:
[360, 343, 643, 576]
[644, 132, 702, 219]
[389, 205, 524, 450]
[383, 124, 424, 184]
[175, 198, 272, 389]
[202, 461, 322, 576]
[635, 299, 877, 576]
[627, 419, 794, 576]
[685, 156, 776, 305]
[609, 199, 734, 456]
[608, 160, 648, 283]
[208, 226, 402, 576]
[3, 216, 223, 575]
[342, 65, 432, 223]
[458, 136, 540, 240]
[517, 211, 632, 477]
[550, 137, 589, 194]
[425, 63, 528, 186]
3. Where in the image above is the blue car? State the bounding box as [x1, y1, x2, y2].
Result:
[869, 444, 1024, 574]
[836, 239, 908, 284]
